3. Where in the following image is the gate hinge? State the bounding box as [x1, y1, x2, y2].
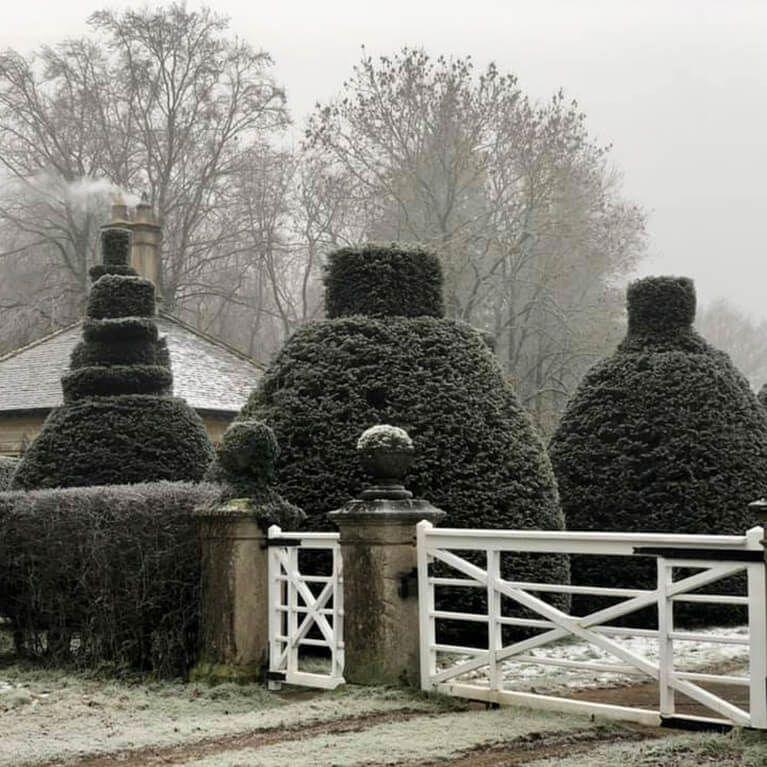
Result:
[399, 567, 419, 599]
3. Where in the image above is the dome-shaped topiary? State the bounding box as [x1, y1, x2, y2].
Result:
[239, 245, 568, 621]
[324, 244, 444, 319]
[12, 226, 213, 490]
[549, 275, 767, 625]
[204, 419, 304, 530]
[217, 419, 280, 480]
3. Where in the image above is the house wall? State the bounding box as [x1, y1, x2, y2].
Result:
[0, 410, 235, 457]
[0, 412, 45, 456]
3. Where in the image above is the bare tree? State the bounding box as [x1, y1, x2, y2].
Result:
[305, 48, 647, 431]
[0, 3, 288, 351]
[697, 298, 767, 392]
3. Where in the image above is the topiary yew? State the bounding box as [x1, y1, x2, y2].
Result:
[549, 276, 767, 625]
[239, 244, 568, 621]
[12, 227, 213, 489]
[203, 419, 305, 530]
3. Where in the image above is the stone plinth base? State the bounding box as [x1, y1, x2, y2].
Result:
[193, 499, 268, 682]
[329, 498, 445, 686]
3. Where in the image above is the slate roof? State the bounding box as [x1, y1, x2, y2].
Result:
[0, 314, 263, 414]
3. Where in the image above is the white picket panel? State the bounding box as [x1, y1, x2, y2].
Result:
[417, 521, 767, 730]
[267, 525, 345, 689]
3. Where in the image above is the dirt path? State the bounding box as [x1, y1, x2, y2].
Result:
[39, 708, 435, 767]
[569, 676, 749, 719]
[404, 723, 663, 766]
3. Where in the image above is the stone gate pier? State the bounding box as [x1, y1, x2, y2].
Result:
[329, 425, 445, 686]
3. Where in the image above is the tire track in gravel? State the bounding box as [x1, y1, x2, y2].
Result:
[39, 707, 441, 767]
[402, 723, 666, 766]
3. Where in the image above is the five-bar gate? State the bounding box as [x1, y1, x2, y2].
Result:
[417, 520, 767, 730]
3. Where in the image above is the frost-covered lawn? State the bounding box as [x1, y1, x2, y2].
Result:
[527, 729, 767, 767]
[0, 663, 454, 766]
[185, 706, 602, 767]
[1, 655, 762, 766]
[446, 625, 750, 692]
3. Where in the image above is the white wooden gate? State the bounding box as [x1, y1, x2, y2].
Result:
[417, 521, 767, 729]
[267, 525, 345, 689]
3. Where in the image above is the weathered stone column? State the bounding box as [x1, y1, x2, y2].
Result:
[329, 426, 445, 686]
[193, 498, 269, 683]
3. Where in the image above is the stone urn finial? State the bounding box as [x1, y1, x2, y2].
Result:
[357, 424, 415, 500]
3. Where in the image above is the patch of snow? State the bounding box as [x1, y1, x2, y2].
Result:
[441, 624, 750, 693]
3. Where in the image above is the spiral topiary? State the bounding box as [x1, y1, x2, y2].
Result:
[237, 243, 568, 631]
[549, 276, 767, 625]
[12, 227, 213, 489]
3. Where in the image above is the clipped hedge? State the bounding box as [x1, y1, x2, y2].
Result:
[243, 317, 567, 599]
[89, 263, 137, 281]
[61, 365, 172, 401]
[0, 481, 221, 675]
[203, 420, 305, 529]
[758, 384, 767, 410]
[324, 244, 444, 319]
[549, 276, 767, 625]
[12, 396, 212, 490]
[101, 227, 132, 267]
[239, 245, 568, 636]
[70, 337, 159, 368]
[87, 275, 155, 319]
[13, 224, 212, 490]
[83, 317, 158, 344]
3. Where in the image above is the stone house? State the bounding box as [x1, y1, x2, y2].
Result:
[0, 201, 262, 456]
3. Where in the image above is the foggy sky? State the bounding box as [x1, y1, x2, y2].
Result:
[1, 0, 765, 318]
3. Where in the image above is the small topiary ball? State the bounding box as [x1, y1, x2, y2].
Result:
[218, 420, 280, 481]
[324, 244, 444, 319]
[357, 424, 414, 452]
[627, 276, 696, 335]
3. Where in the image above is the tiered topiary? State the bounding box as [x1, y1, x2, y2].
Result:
[12, 228, 213, 489]
[240, 244, 568, 611]
[549, 276, 767, 625]
[204, 419, 305, 530]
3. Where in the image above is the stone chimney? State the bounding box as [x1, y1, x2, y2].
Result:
[107, 193, 162, 295]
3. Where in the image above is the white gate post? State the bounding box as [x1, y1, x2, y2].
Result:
[657, 558, 675, 718]
[747, 504, 767, 728]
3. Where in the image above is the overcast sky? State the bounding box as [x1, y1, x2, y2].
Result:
[1, 1, 765, 318]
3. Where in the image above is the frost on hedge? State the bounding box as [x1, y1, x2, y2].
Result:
[239, 244, 568, 623]
[357, 424, 414, 452]
[12, 227, 212, 489]
[203, 419, 305, 530]
[549, 276, 767, 625]
[0, 481, 221, 675]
